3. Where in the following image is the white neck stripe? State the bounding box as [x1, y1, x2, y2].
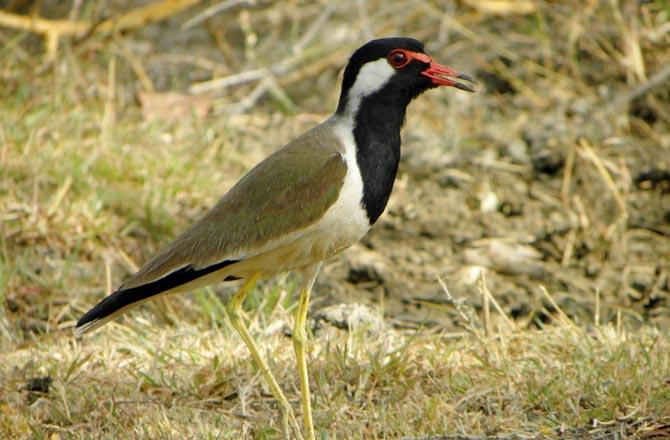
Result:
[343, 59, 395, 117]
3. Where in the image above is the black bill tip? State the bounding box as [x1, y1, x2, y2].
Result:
[454, 82, 476, 93]
[456, 72, 477, 84]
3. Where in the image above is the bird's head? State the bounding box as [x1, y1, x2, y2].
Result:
[336, 37, 475, 116]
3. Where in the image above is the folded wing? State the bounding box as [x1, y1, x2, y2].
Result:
[76, 124, 347, 335]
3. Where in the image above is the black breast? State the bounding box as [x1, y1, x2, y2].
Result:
[352, 90, 407, 224]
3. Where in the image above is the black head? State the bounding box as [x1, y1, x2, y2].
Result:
[335, 37, 475, 115]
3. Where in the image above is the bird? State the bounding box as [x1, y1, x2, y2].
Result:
[75, 37, 475, 440]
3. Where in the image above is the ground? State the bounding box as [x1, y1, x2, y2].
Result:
[1, 0, 669, 439]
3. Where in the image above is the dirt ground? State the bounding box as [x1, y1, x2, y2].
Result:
[322, 96, 670, 331]
[1, 1, 670, 438]
[315, 38, 670, 332]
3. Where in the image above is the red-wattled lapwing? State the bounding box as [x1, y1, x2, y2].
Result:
[76, 37, 475, 439]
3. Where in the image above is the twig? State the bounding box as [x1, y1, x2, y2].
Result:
[578, 138, 627, 215]
[68, 0, 84, 21]
[101, 55, 117, 141]
[355, 0, 374, 41]
[0, 10, 88, 59]
[0, 0, 200, 59]
[114, 36, 155, 92]
[539, 286, 577, 330]
[181, 0, 255, 30]
[480, 273, 491, 337]
[114, 246, 139, 273]
[437, 277, 484, 342]
[478, 272, 516, 331]
[104, 253, 113, 296]
[217, 76, 273, 115]
[46, 176, 73, 217]
[606, 63, 670, 110]
[190, 0, 337, 102]
[413, 0, 577, 92]
[400, 435, 543, 440]
[561, 229, 576, 267]
[95, 0, 200, 33]
[190, 68, 268, 94]
[594, 289, 600, 327]
[461, 0, 537, 15]
[292, 0, 337, 54]
[560, 147, 575, 207]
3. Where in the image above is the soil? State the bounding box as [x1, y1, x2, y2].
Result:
[316, 95, 670, 332]
[3, 1, 670, 335]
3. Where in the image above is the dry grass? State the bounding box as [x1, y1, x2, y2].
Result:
[2, 295, 670, 439]
[1, 0, 670, 438]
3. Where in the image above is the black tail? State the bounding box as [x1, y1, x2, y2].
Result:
[75, 259, 238, 335]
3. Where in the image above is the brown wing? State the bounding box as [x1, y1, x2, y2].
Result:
[122, 122, 347, 289]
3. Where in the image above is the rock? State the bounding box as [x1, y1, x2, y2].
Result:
[25, 376, 51, 393]
[463, 239, 545, 277]
[312, 303, 386, 334]
[25, 376, 52, 404]
[451, 264, 487, 288]
[346, 246, 391, 285]
[506, 137, 531, 164]
[402, 137, 458, 177]
[635, 168, 670, 193]
[531, 149, 564, 175]
[263, 319, 290, 337]
[478, 189, 499, 213]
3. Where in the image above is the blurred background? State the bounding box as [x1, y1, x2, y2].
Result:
[1, 0, 669, 437]
[2, 0, 668, 334]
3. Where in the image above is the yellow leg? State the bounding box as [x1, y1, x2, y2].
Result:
[293, 263, 321, 440]
[227, 273, 303, 440]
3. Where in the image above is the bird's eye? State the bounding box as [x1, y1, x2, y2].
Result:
[388, 50, 409, 68]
